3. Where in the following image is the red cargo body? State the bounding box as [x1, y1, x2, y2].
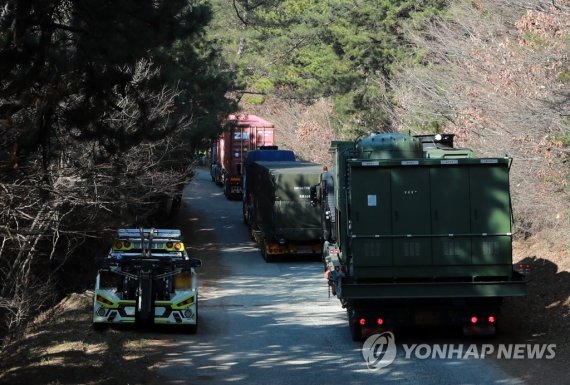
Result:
[210, 115, 275, 199]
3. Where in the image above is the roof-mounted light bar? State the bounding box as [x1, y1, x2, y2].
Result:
[117, 228, 182, 240]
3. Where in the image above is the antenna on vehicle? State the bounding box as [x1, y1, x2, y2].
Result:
[148, 228, 154, 259]
[139, 227, 146, 257]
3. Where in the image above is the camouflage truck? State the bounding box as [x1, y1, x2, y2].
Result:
[248, 161, 324, 262]
[242, 148, 296, 225]
[312, 133, 527, 340]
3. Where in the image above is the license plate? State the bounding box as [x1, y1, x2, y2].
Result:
[132, 242, 164, 249]
[414, 313, 440, 326]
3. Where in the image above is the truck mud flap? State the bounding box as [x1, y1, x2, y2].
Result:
[347, 309, 363, 342]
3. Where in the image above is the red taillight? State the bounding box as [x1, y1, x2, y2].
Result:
[377, 318, 384, 326]
[359, 318, 366, 326]
[470, 316, 478, 324]
[340, 265, 347, 273]
[174, 242, 182, 251]
[123, 241, 131, 248]
[488, 315, 496, 324]
[166, 241, 174, 248]
[114, 241, 122, 249]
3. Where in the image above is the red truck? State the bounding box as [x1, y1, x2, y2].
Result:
[210, 114, 275, 199]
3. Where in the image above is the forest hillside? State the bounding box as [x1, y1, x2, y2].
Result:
[220, 0, 570, 267]
[0, 0, 568, 353]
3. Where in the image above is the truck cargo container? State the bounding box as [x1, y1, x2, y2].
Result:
[210, 114, 275, 199]
[249, 161, 323, 262]
[312, 133, 526, 340]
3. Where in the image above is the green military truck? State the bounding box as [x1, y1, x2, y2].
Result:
[248, 161, 324, 262]
[313, 133, 526, 340]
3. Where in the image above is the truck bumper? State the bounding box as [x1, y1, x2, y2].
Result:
[262, 241, 322, 256]
[93, 290, 198, 326]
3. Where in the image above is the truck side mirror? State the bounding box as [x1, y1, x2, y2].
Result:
[191, 258, 202, 268]
[177, 258, 202, 268]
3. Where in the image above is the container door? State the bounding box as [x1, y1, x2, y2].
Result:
[470, 165, 512, 267]
[430, 167, 471, 265]
[391, 168, 432, 266]
[349, 167, 392, 269]
[274, 172, 321, 240]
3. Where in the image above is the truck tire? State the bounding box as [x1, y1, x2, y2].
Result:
[242, 202, 249, 225]
[188, 301, 198, 334]
[348, 309, 363, 342]
[224, 180, 231, 199]
[260, 240, 275, 263]
[260, 240, 268, 261]
[92, 322, 108, 331]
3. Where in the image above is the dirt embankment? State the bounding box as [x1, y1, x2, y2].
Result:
[496, 235, 570, 383]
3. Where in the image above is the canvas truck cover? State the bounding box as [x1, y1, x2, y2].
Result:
[243, 149, 296, 202]
[251, 161, 323, 241]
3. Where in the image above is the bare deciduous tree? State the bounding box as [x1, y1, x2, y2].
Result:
[0, 59, 194, 345]
[243, 98, 338, 166]
[390, 0, 570, 250]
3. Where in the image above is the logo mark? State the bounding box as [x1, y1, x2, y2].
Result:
[362, 332, 397, 370]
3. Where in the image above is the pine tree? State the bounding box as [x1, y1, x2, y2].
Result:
[0, 0, 235, 168]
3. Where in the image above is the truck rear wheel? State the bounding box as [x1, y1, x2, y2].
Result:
[242, 202, 249, 225]
[260, 240, 275, 263]
[188, 301, 198, 334]
[348, 309, 363, 342]
[223, 180, 230, 198]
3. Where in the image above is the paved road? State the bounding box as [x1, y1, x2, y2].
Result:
[157, 169, 524, 385]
